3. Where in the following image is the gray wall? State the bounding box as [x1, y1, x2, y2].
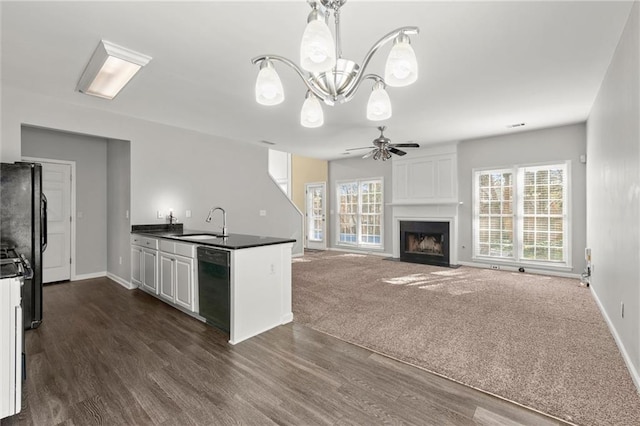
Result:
[2, 86, 303, 276]
[21, 126, 108, 276]
[328, 157, 393, 255]
[107, 139, 131, 282]
[586, 2, 639, 386]
[457, 123, 587, 275]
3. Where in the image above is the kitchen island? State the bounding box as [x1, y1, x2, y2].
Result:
[131, 224, 295, 344]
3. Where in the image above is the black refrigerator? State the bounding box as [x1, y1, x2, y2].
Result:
[0, 162, 47, 329]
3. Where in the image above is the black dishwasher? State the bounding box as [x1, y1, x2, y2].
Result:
[197, 247, 230, 333]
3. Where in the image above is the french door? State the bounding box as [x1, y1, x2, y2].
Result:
[305, 182, 326, 250]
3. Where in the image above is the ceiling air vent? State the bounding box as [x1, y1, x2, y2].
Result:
[506, 123, 526, 129]
[260, 140, 276, 145]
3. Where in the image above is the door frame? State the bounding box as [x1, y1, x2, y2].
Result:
[305, 181, 327, 250]
[22, 157, 77, 281]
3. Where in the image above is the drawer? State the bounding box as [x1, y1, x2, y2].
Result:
[159, 239, 195, 258]
[174, 242, 195, 258]
[131, 235, 158, 250]
[159, 239, 175, 253]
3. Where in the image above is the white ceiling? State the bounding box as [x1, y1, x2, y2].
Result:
[1, 1, 634, 160]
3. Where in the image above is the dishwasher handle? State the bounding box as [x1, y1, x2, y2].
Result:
[197, 247, 229, 266]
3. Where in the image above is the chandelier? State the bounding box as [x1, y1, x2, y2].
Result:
[251, 0, 419, 128]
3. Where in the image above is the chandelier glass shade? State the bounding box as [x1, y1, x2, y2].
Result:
[255, 60, 285, 106]
[301, 92, 324, 128]
[252, 0, 419, 128]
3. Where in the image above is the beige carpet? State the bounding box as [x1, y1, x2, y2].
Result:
[292, 251, 640, 426]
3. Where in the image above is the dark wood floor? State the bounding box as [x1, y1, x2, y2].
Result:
[2, 277, 569, 426]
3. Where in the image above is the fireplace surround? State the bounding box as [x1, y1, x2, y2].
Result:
[400, 220, 450, 267]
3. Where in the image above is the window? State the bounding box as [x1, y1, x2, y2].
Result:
[337, 178, 383, 248]
[473, 163, 569, 266]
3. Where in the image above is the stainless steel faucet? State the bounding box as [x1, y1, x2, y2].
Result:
[205, 207, 228, 237]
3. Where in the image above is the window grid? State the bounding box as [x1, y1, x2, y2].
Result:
[309, 187, 324, 241]
[521, 166, 566, 263]
[474, 163, 569, 267]
[337, 179, 383, 247]
[476, 171, 514, 258]
[338, 182, 358, 244]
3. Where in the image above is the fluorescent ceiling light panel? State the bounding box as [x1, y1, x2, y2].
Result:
[76, 40, 151, 100]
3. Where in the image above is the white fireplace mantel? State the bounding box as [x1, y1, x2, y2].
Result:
[391, 144, 460, 265]
[392, 205, 459, 265]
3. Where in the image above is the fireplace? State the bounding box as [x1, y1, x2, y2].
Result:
[400, 220, 450, 267]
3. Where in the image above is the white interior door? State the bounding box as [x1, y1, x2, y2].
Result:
[40, 162, 72, 283]
[305, 182, 326, 250]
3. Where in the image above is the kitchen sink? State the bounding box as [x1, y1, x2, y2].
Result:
[173, 234, 220, 240]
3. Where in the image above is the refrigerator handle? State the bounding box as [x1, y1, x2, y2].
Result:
[41, 192, 48, 252]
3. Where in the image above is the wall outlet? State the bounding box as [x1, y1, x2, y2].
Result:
[119, 256, 122, 265]
[490, 265, 500, 270]
[157, 210, 164, 219]
[185, 210, 192, 218]
[125, 210, 129, 219]
[259, 210, 267, 216]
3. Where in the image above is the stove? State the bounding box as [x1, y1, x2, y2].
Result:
[0, 245, 32, 280]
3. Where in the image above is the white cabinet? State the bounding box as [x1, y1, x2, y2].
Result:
[131, 245, 142, 287]
[174, 256, 194, 310]
[142, 250, 158, 293]
[158, 239, 196, 312]
[131, 235, 158, 294]
[159, 253, 175, 301]
[392, 144, 458, 204]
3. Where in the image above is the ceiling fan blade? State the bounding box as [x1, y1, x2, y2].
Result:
[346, 146, 374, 151]
[390, 143, 420, 148]
[362, 149, 378, 159]
[389, 147, 407, 156]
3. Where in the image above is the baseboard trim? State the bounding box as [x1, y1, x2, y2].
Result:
[328, 247, 393, 258]
[106, 272, 136, 290]
[281, 312, 294, 324]
[458, 261, 581, 279]
[73, 271, 106, 281]
[590, 286, 640, 394]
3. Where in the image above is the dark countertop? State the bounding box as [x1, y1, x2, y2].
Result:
[131, 224, 295, 250]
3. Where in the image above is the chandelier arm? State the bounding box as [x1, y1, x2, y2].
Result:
[341, 73, 382, 102]
[333, 6, 341, 94]
[251, 55, 330, 103]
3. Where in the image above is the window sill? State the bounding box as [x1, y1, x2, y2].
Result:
[337, 243, 384, 251]
[471, 256, 573, 272]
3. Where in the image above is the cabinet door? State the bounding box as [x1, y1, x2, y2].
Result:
[142, 249, 158, 294]
[159, 254, 175, 302]
[131, 246, 143, 287]
[174, 256, 194, 311]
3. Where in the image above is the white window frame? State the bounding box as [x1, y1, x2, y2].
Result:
[336, 177, 384, 249]
[473, 161, 571, 269]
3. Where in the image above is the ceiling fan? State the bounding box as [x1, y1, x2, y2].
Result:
[346, 126, 420, 161]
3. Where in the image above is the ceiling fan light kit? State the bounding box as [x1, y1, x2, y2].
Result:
[252, 0, 419, 128]
[347, 126, 420, 161]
